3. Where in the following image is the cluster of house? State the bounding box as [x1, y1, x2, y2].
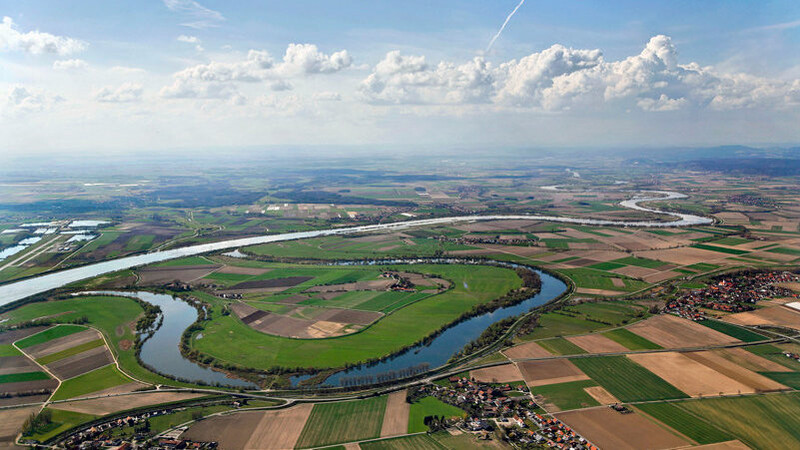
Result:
[53, 404, 228, 449]
[64, 438, 215, 450]
[783, 351, 800, 363]
[438, 234, 537, 247]
[381, 271, 417, 292]
[666, 271, 799, 320]
[420, 377, 596, 449]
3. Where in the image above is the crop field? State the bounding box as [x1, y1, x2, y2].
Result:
[636, 402, 733, 444]
[698, 319, 768, 342]
[407, 396, 466, 433]
[537, 337, 588, 355]
[566, 333, 630, 353]
[556, 407, 690, 450]
[673, 393, 800, 449]
[245, 234, 475, 260]
[532, 379, 600, 411]
[15, 325, 87, 348]
[627, 314, 739, 348]
[0, 344, 21, 356]
[570, 355, 689, 402]
[51, 364, 134, 401]
[0, 371, 50, 383]
[602, 328, 662, 350]
[360, 434, 444, 450]
[191, 264, 522, 369]
[517, 359, 590, 387]
[519, 301, 647, 341]
[746, 344, 800, 370]
[556, 268, 649, 293]
[295, 396, 387, 448]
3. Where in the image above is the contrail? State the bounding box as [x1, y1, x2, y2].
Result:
[486, 0, 526, 53]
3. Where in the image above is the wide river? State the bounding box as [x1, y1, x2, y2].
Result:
[0, 190, 709, 306]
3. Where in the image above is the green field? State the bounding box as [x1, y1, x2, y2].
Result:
[532, 379, 600, 411]
[537, 337, 587, 355]
[685, 262, 720, 272]
[746, 344, 800, 370]
[690, 243, 750, 255]
[520, 302, 647, 341]
[295, 396, 387, 448]
[245, 235, 475, 260]
[675, 393, 800, 449]
[570, 356, 689, 402]
[611, 256, 667, 268]
[15, 325, 87, 348]
[557, 268, 649, 292]
[24, 408, 98, 443]
[602, 328, 662, 350]
[36, 339, 105, 365]
[360, 434, 443, 450]
[0, 371, 50, 384]
[192, 264, 522, 369]
[588, 262, 626, 271]
[711, 237, 751, 246]
[408, 396, 467, 433]
[0, 295, 192, 386]
[635, 402, 733, 444]
[51, 364, 133, 401]
[698, 319, 767, 342]
[0, 344, 22, 356]
[759, 372, 800, 389]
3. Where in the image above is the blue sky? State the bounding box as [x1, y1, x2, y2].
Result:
[1, 1, 799, 153]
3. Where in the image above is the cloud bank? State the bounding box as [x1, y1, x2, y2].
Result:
[360, 35, 800, 112]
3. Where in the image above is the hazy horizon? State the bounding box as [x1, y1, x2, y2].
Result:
[1, 1, 800, 154]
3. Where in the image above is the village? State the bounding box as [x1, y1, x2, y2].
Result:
[665, 270, 800, 320]
[412, 376, 599, 449]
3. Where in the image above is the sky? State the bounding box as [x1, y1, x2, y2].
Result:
[1, 0, 799, 154]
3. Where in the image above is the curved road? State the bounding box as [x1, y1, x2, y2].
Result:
[0, 190, 710, 306]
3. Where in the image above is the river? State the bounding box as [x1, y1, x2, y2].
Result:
[0, 190, 709, 306]
[78, 261, 565, 389]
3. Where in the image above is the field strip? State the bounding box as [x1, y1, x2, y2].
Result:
[11, 337, 61, 416]
[504, 338, 786, 363]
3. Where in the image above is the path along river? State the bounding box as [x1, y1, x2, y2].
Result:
[0, 190, 708, 306]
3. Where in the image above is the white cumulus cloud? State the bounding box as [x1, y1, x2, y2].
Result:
[53, 59, 88, 70]
[359, 35, 800, 112]
[160, 44, 351, 100]
[0, 16, 87, 55]
[94, 83, 143, 103]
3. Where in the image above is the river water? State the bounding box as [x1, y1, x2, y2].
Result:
[79, 262, 565, 389]
[81, 290, 256, 388]
[0, 190, 709, 306]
